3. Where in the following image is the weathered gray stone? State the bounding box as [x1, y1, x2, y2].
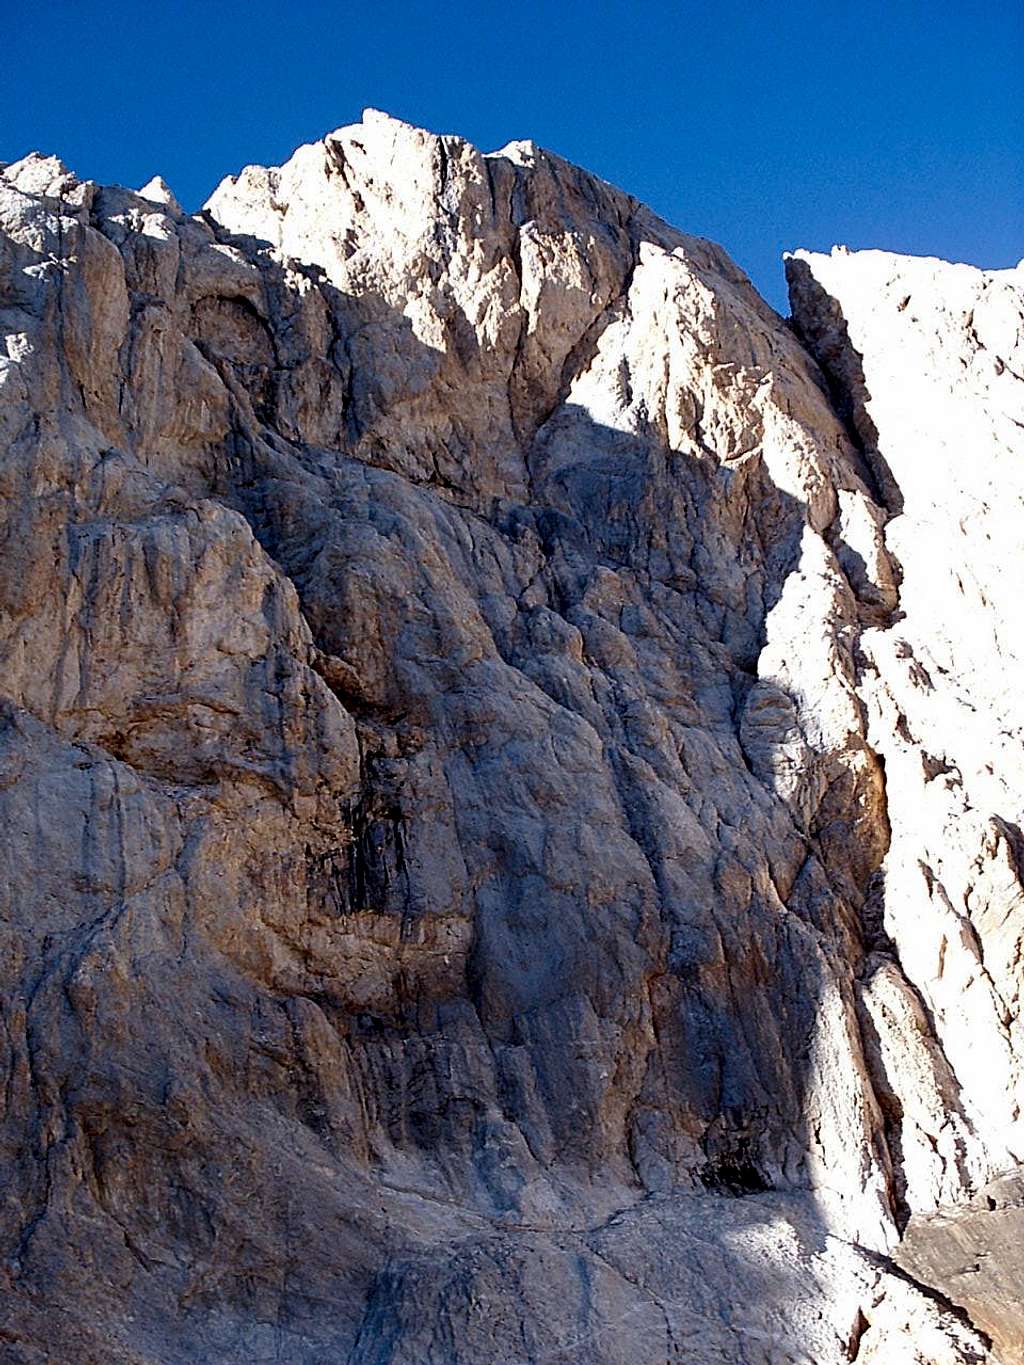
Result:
[0, 113, 1018, 1361]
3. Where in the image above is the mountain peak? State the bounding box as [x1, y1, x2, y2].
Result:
[1, 119, 1021, 1362]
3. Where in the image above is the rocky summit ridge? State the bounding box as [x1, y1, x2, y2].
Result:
[0, 110, 1021, 1362]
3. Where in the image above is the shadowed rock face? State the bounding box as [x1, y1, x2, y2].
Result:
[0, 112, 1018, 1362]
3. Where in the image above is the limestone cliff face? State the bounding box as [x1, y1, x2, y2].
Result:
[0, 112, 1019, 1363]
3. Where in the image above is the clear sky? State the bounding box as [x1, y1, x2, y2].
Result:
[4, 0, 1021, 312]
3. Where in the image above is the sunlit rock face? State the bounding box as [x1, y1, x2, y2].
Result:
[788, 246, 1024, 1362]
[0, 112, 1018, 1362]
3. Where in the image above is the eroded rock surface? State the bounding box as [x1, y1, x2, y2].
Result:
[896, 1171, 1024, 1365]
[0, 113, 1019, 1362]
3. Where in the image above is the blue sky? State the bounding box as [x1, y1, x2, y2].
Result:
[4, 1, 1021, 312]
